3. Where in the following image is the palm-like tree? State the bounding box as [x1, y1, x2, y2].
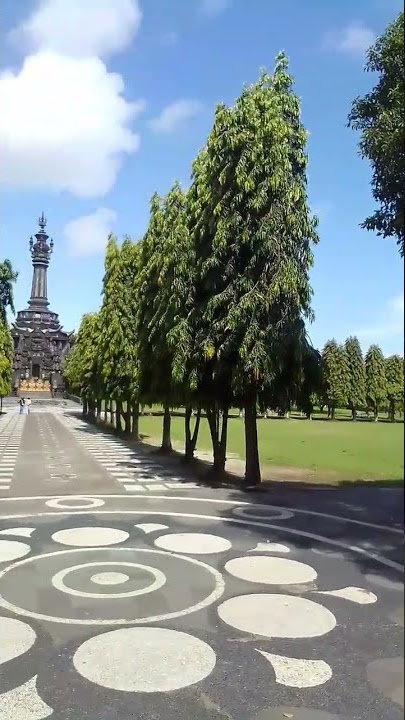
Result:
[0, 259, 18, 321]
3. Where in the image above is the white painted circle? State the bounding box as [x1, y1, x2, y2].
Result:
[0, 547, 225, 625]
[91, 572, 130, 586]
[0, 540, 31, 562]
[154, 532, 232, 554]
[232, 506, 294, 521]
[73, 627, 216, 692]
[52, 562, 166, 599]
[225, 556, 317, 585]
[46, 497, 105, 510]
[218, 594, 336, 638]
[0, 617, 36, 664]
[52, 527, 129, 547]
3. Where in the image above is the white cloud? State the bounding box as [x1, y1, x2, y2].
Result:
[9, 0, 141, 59]
[0, 52, 143, 197]
[200, 0, 231, 17]
[355, 294, 404, 343]
[64, 207, 117, 257]
[324, 22, 376, 57]
[0, 0, 143, 199]
[149, 100, 204, 134]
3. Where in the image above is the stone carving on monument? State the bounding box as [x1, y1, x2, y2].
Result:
[11, 213, 73, 395]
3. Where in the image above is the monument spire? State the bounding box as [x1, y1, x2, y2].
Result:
[28, 212, 54, 309]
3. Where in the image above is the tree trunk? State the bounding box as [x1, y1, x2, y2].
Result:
[110, 401, 115, 426]
[373, 406, 379, 422]
[389, 402, 395, 422]
[131, 401, 140, 440]
[161, 404, 172, 451]
[115, 401, 123, 433]
[351, 406, 357, 421]
[96, 399, 102, 423]
[103, 401, 108, 423]
[124, 403, 131, 435]
[244, 397, 261, 486]
[88, 398, 96, 421]
[184, 405, 201, 462]
[330, 405, 336, 420]
[82, 396, 88, 417]
[206, 405, 228, 474]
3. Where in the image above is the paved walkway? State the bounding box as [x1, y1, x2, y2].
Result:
[0, 402, 403, 719]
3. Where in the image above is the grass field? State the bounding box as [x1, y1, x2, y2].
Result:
[139, 412, 404, 483]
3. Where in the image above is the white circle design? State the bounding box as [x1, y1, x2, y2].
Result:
[91, 572, 130, 586]
[232, 506, 294, 521]
[52, 562, 166, 599]
[0, 548, 225, 625]
[73, 627, 216, 692]
[225, 556, 317, 585]
[0, 540, 31, 562]
[46, 497, 105, 510]
[218, 594, 336, 638]
[51, 527, 129, 547]
[0, 617, 36, 664]
[154, 532, 232, 554]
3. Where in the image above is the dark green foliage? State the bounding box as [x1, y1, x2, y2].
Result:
[321, 340, 350, 419]
[348, 12, 404, 256]
[0, 259, 18, 322]
[385, 354, 404, 420]
[345, 336, 366, 419]
[365, 344, 387, 420]
[0, 318, 13, 402]
[187, 53, 318, 482]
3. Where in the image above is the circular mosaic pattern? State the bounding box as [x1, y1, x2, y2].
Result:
[0, 547, 224, 625]
[45, 497, 105, 510]
[0, 540, 31, 562]
[51, 526, 129, 547]
[73, 627, 217, 692]
[154, 532, 232, 554]
[218, 594, 337, 638]
[52, 561, 166, 599]
[225, 556, 317, 585]
[0, 617, 36, 664]
[0, 491, 400, 720]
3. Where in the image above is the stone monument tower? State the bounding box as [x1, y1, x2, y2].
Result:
[11, 213, 72, 395]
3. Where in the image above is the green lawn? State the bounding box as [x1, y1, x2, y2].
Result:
[139, 413, 404, 482]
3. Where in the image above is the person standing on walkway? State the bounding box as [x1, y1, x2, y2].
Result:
[19, 397, 25, 414]
[26, 397, 32, 414]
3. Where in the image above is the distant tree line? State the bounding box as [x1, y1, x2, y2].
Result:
[320, 338, 403, 422]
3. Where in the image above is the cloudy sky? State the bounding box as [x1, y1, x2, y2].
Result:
[1, 0, 403, 355]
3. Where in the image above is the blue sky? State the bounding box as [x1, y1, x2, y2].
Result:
[1, 0, 403, 355]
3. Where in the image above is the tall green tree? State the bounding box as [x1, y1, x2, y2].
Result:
[0, 259, 18, 409]
[365, 344, 387, 421]
[345, 336, 366, 420]
[0, 259, 18, 322]
[138, 184, 196, 453]
[98, 235, 139, 435]
[321, 340, 350, 419]
[348, 12, 404, 256]
[0, 318, 13, 410]
[64, 312, 101, 417]
[385, 354, 404, 421]
[187, 53, 318, 484]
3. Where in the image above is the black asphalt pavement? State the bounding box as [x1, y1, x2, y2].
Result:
[0, 401, 403, 720]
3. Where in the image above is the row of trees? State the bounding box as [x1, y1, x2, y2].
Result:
[0, 260, 17, 410]
[321, 338, 403, 421]
[65, 53, 320, 486]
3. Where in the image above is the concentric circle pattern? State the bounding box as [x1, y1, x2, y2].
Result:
[0, 490, 400, 720]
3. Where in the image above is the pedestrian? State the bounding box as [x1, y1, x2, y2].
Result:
[19, 397, 25, 414]
[26, 397, 32, 414]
